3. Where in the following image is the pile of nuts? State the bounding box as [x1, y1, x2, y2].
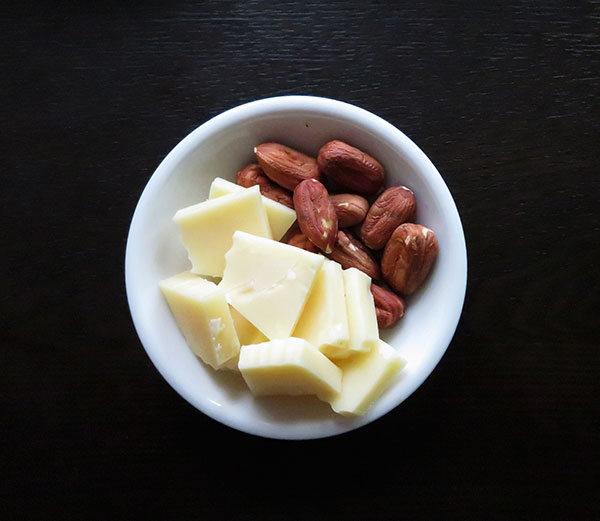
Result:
[236, 140, 439, 329]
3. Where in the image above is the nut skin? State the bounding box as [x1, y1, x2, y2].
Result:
[361, 186, 416, 250]
[381, 223, 439, 295]
[286, 228, 320, 253]
[370, 284, 405, 329]
[255, 142, 322, 191]
[327, 230, 381, 280]
[329, 193, 369, 228]
[236, 163, 294, 209]
[317, 140, 385, 195]
[293, 179, 338, 254]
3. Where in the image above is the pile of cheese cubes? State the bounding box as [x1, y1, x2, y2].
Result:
[159, 177, 406, 416]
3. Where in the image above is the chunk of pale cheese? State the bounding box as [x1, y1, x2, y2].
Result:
[173, 186, 272, 277]
[208, 177, 296, 240]
[238, 338, 342, 400]
[159, 271, 240, 369]
[343, 267, 379, 354]
[219, 231, 325, 339]
[229, 305, 268, 346]
[219, 306, 269, 371]
[293, 259, 351, 359]
[329, 340, 406, 416]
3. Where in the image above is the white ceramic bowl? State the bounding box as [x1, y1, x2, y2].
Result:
[125, 95, 467, 439]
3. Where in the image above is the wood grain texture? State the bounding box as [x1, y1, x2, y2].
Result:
[2, 1, 599, 520]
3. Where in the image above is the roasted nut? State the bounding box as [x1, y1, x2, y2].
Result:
[317, 140, 385, 195]
[286, 228, 320, 253]
[293, 179, 338, 253]
[361, 186, 416, 249]
[255, 142, 321, 191]
[381, 223, 439, 295]
[236, 163, 294, 209]
[329, 193, 369, 228]
[371, 284, 405, 329]
[328, 230, 381, 280]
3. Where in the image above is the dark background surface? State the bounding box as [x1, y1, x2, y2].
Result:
[3, 1, 599, 519]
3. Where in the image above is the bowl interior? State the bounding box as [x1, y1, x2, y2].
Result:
[126, 97, 467, 439]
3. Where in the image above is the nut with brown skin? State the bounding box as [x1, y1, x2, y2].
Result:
[236, 163, 294, 209]
[361, 186, 416, 249]
[370, 284, 406, 329]
[293, 179, 338, 254]
[328, 230, 381, 280]
[317, 140, 385, 195]
[329, 193, 369, 228]
[286, 228, 320, 253]
[381, 223, 439, 295]
[255, 142, 321, 191]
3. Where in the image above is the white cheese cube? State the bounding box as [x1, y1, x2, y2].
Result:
[238, 338, 342, 401]
[218, 306, 270, 372]
[159, 271, 240, 369]
[343, 267, 379, 353]
[219, 231, 325, 339]
[208, 177, 296, 240]
[173, 186, 272, 278]
[329, 340, 406, 416]
[229, 305, 269, 346]
[293, 259, 351, 359]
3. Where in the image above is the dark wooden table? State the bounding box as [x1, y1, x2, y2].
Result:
[3, 2, 598, 519]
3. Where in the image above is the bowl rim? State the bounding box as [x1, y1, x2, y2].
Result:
[125, 95, 468, 439]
